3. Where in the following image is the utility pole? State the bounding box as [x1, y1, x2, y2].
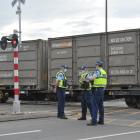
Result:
[11, 0, 25, 113]
[105, 0, 108, 71]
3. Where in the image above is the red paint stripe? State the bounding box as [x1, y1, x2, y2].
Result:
[14, 76, 19, 82]
[14, 64, 18, 69]
[14, 89, 20, 95]
[13, 51, 18, 57]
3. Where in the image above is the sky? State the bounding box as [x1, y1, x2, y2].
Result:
[1, 0, 140, 40]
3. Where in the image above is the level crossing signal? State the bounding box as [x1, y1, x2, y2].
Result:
[11, 34, 18, 48]
[0, 36, 8, 50]
[0, 34, 18, 50]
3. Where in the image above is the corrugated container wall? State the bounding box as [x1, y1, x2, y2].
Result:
[0, 39, 48, 90]
[74, 34, 104, 85]
[108, 30, 139, 86]
[48, 38, 73, 89]
[48, 34, 104, 89]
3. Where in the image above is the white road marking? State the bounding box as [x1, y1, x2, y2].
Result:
[78, 130, 140, 140]
[0, 130, 41, 137]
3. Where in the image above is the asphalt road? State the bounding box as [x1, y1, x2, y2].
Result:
[0, 99, 140, 140]
[1, 99, 140, 126]
[0, 117, 140, 140]
[0, 100, 140, 140]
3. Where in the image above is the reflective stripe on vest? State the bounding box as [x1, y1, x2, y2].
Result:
[79, 72, 91, 90]
[79, 72, 88, 84]
[56, 71, 67, 88]
[94, 68, 107, 87]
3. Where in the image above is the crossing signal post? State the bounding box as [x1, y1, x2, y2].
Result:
[13, 35, 20, 114]
[11, 0, 26, 114]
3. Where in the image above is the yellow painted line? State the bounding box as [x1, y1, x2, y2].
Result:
[68, 117, 77, 120]
[129, 111, 140, 116]
[128, 121, 140, 127]
[105, 109, 129, 115]
[106, 119, 116, 124]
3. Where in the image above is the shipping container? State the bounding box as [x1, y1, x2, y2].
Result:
[48, 29, 140, 107]
[108, 30, 140, 108]
[48, 34, 105, 100]
[0, 39, 48, 102]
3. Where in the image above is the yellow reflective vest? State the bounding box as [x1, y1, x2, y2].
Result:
[79, 72, 91, 90]
[94, 68, 107, 87]
[56, 71, 67, 88]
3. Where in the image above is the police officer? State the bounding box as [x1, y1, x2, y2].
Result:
[55, 65, 68, 119]
[78, 65, 88, 120]
[88, 60, 107, 125]
[78, 65, 95, 126]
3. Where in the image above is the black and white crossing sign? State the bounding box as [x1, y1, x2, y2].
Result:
[12, 0, 25, 7]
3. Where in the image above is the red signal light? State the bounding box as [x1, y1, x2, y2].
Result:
[11, 34, 18, 48]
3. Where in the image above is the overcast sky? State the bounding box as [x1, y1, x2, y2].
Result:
[1, 0, 140, 40]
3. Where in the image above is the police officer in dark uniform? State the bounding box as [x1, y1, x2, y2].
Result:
[55, 65, 68, 119]
[78, 65, 88, 120]
[88, 60, 107, 125]
[78, 65, 95, 126]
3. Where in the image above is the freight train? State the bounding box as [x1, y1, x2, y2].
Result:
[0, 39, 48, 102]
[0, 28, 140, 108]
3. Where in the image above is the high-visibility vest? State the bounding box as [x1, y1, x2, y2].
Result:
[79, 72, 91, 90]
[56, 71, 67, 88]
[79, 72, 87, 84]
[94, 68, 107, 87]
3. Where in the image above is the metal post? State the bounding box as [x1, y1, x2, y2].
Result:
[105, 0, 108, 71]
[12, 0, 25, 113]
[13, 31, 20, 113]
[18, 0, 22, 49]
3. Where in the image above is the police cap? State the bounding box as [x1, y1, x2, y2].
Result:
[61, 64, 68, 69]
[80, 64, 87, 70]
[96, 60, 103, 66]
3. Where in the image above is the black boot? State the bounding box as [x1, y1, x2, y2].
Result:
[58, 116, 68, 119]
[78, 117, 86, 120]
[98, 121, 104, 125]
[87, 120, 97, 126]
[87, 122, 97, 126]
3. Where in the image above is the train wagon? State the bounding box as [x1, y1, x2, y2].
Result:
[108, 29, 140, 108]
[0, 39, 48, 102]
[47, 34, 105, 101]
[48, 28, 140, 108]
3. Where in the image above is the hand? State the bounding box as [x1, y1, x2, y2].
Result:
[53, 86, 57, 93]
[52, 84, 57, 93]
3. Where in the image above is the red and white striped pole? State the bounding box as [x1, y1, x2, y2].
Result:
[12, 0, 25, 113]
[13, 37, 20, 113]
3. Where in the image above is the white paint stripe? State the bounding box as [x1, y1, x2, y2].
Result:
[14, 82, 19, 89]
[14, 47, 18, 52]
[0, 130, 41, 137]
[15, 95, 19, 101]
[14, 57, 18, 64]
[78, 131, 140, 140]
[14, 70, 19, 76]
